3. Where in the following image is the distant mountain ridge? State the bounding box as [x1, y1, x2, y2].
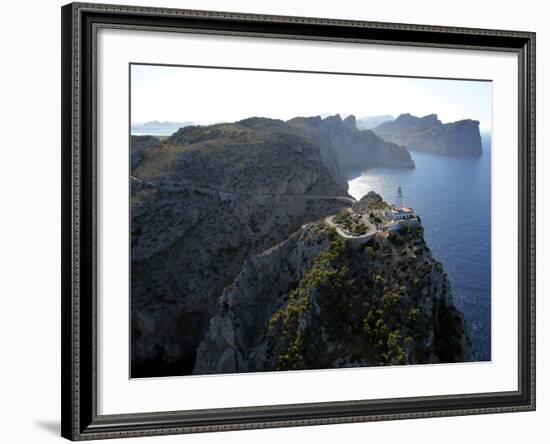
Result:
[286, 114, 414, 180]
[356, 114, 394, 130]
[131, 120, 194, 135]
[167, 115, 415, 186]
[372, 113, 483, 156]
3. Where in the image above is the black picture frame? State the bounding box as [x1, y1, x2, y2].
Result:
[61, 2, 536, 440]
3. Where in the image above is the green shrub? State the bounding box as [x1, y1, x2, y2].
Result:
[408, 307, 420, 321]
[269, 228, 432, 369]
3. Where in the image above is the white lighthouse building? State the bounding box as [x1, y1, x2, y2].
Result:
[396, 186, 403, 210]
[390, 186, 415, 221]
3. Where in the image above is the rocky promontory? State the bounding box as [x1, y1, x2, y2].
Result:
[194, 193, 472, 374]
[372, 113, 482, 156]
[130, 116, 415, 377]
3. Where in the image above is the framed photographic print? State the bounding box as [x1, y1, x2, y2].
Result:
[61, 2, 536, 440]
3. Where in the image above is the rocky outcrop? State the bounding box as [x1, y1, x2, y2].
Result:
[194, 194, 472, 374]
[193, 228, 332, 374]
[287, 114, 414, 178]
[372, 113, 482, 156]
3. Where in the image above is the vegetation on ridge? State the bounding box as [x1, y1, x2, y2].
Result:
[263, 209, 470, 371]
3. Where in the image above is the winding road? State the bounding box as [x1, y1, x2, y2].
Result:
[133, 176, 357, 205]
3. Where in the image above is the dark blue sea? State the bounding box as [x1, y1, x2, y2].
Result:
[348, 133, 491, 361]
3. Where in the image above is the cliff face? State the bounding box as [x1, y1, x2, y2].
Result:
[194, 194, 472, 374]
[287, 114, 414, 177]
[131, 116, 418, 377]
[372, 113, 482, 156]
[131, 119, 350, 377]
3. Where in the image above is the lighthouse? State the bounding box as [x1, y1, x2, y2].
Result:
[396, 186, 403, 211]
[389, 186, 415, 221]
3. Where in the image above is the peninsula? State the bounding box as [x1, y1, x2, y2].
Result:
[131, 115, 414, 377]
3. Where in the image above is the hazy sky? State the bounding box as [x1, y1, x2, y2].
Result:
[131, 64, 492, 130]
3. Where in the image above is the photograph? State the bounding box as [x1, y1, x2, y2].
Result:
[54, 1, 536, 440]
[0, 0, 542, 442]
[129, 64, 492, 378]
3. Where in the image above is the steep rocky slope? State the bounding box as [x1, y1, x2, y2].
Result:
[131, 125, 345, 377]
[195, 193, 472, 374]
[372, 113, 482, 156]
[287, 114, 414, 177]
[131, 116, 414, 377]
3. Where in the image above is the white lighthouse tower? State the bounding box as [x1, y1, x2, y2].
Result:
[389, 186, 415, 221]
[396, 186, 403, 211]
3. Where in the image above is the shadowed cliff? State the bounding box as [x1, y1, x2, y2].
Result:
[372, 113, 482, 156]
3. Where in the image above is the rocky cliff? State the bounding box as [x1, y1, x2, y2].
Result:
[194, 193, 472, 374]
[131, 116, 415, 377]
[287, 114, 414, 177]
[131, 120, 349, 377]
[372, 113, 482, 156]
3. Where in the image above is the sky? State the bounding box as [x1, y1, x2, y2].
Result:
[131, 64, 492, 130]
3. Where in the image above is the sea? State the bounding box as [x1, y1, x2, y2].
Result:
[348, 133, 491, 361]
